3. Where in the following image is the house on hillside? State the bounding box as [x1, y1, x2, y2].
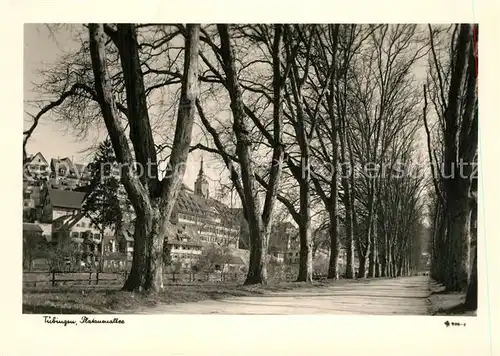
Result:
[24, 152, 50, 181]
[23, 152, 50, 222]
[38, 188, 102, 249]
[23, 222, 44, 240]
[49, 157, 92, 190]
[268, 222, 300, 264]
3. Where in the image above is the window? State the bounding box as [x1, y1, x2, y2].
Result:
[71, 232, 80, 238]
[93, 233, 100, 240]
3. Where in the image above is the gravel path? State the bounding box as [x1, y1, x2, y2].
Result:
[138, 276, 432, 315]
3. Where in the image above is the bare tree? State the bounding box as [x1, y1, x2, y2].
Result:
[424, 24, 478, 306]
[87, 23, 201, 292]
[190, 24, 287, 284]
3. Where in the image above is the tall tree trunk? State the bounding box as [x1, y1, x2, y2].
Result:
[123, 205, 166, 291]
[390, 248, 397, 277]
[439, 24, 476, 292]
[444, 193, 470, 291]
[339, 116, 354, 278]
[432, 203, 447, 283]
[358, 256, 366, 279]
[363, 191, 375, 278]
[342, 178, 355, 279]
[246, 223, 268, 284]
[327, 69, 339, 278]
[218, 25, 268, 285]
[368, 211, 377, 278]
[285, 25, 314, 283]
[464, 244, 477, 310]
[327, 207, 338, 279]
[256, 24, 285, 283]
[368, 243, 375, 277]
[382, 229, 389, 277]
[380, 251, 387, 277]
[297, 180, 313, 282]
[396, 257, 403, 277]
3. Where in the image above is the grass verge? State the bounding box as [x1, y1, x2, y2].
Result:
[23, 279, 359, 314]
[427, 280, 477, 316]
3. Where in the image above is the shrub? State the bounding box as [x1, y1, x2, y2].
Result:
[313, 255, 329, 276]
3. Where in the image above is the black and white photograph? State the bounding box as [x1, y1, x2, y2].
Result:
[21, 22, 479, 318]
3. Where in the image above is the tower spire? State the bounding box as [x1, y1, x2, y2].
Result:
[194, 157, 209, 198]
[199, 156, 204, 177]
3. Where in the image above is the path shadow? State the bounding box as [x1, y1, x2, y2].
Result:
[434, 303, 477, 316]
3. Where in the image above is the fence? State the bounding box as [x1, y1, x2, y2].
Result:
[22, 270, 250, 288]
[23, 271, 125, 287]
[23, 263, 305, 288]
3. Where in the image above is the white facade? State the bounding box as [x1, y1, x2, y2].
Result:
[177, 214, 240, 249]
[169, 240, 203, 269]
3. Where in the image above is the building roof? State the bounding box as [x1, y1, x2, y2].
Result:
[51, 157, 72, 170]
[174, 187, 241, 227]
[166, 223, 203, 247]
[50, 157, 91, 178]
[213, 254, 246, 265]
[226, 255, 245, 265]
[23, 223, 43, 233]
[27, 152, 48, 165]
[47, 188, 87, 209]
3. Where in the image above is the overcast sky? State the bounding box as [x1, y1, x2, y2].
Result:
[23, 24, 218, 196]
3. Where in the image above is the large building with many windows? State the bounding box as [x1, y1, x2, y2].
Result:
[121, 159, 245, 266]
[172, 159, 241, 249]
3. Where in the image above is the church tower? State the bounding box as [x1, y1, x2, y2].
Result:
[194, 158, 209, 199]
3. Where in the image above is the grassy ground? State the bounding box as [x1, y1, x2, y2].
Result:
[23, 279, 356, 314]
[427, 280, 477, 316]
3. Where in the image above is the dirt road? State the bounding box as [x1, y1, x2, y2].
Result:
[139, 276, 432, 315]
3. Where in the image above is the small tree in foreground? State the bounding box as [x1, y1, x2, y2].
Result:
[82, 139, 124, 271]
